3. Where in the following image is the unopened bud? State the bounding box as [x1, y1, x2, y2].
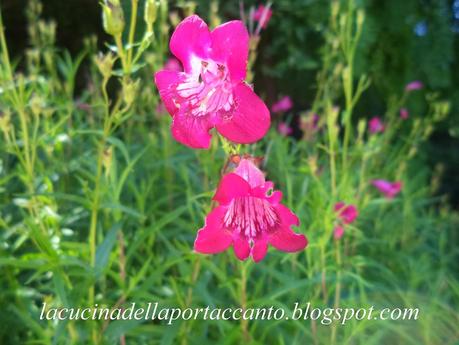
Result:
[123, 79, 140, 106]
[102, 146, 113, 177]
[144, 0, 158, 28]
[94, 52, 116, 78]
[102, 0, 125, 36]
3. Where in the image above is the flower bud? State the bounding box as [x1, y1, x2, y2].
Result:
[94, 52, 116, 78]
[123, 79, 140, 106]
[102, 0, 125, 36]
[103, 146, 113, 177]
[144, 0, 158, 28]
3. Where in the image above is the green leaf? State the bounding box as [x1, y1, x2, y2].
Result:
[95, 223, 122, 277]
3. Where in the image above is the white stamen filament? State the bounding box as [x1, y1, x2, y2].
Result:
[224, 196, 279, 239]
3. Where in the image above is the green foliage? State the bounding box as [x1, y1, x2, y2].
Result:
[0, 0, 458, 344]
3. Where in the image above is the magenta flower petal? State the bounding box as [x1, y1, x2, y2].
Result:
[170, 15, 211, 73]
[369, 116, 385, 134]
[271, 96, 293, 113]
[194, 207, 232, 254]
[154, 70, 186, 116]
[252, 5, 273, 29]
[252, 181, 275, 198]
[154, 15, 270, 149]
[405, 81, 423, 92]
[215, 82, 270, 144]
[210, 20, 249, 80]
[164, 57, 182, 72]
[194, 159, 307, 262]
[334, 202, 358, 225]
[275, 204, 300, 227]
[266, 190, 283, 204]
[252, 237, 268, 262]
[213, 173, 251, 205]
[268, 228, 308, 252]
[233, 235, 251, 260]
[170, 110, 214, 148]
[278, 122, 293, 136]
[334, 226, 344, 240]
[268, 203, 306, 251]
[400, 108, 409, 119]
[372, 179, 403, 199]
[233, 158, 266, 188]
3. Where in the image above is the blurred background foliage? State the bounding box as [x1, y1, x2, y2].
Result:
[1, 0, 459, 344]
[3, 0, 457, 205]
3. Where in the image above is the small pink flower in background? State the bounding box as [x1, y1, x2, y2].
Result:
[333, 202, 358, 240]
[154, 15, 270, 149]
[278, 122, 293, 136]
[405, 80, 424, 92]
[400, 108, 409, 120]
[271, 96, 293, 113]
[163, 57, 182, 72]
[252, 4, 272, 29]
[371, 179, 402, 199]
[334, 202, 358, 224]
[194, 158, 308, 262]
[369, 116, 385, 134]
[333, 226, 344, 240]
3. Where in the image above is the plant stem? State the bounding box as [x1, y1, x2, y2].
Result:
[88, 75, 113, 344]
[240, 261, 250, 342]
[321, 244, 327, 303]
[331, 240, 342, 344]
[127, 0, 139, 67]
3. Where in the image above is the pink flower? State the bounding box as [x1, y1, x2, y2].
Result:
[334, 202, 358, 225]
[278, 122, 293, 136]
[271, 96, 293, 113]
[194, 158, 308, 262]
[369, 116, 385, 134]
[400, 108, 409, 120]
[252, 4, 272, 29]
[333, 226, 344, 240]
[163, 57, 182, 72]
[371, 179, 402, 199]
[154, 15, 270, 149]
[405, 81, 424, 92]
[333, 202, 358, 240]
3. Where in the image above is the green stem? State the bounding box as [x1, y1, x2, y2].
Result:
[126, 0, 139, 68]
[88, 76, 113, 345]
[240, 261, 250, 342]
[331, 240, 342, 344]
